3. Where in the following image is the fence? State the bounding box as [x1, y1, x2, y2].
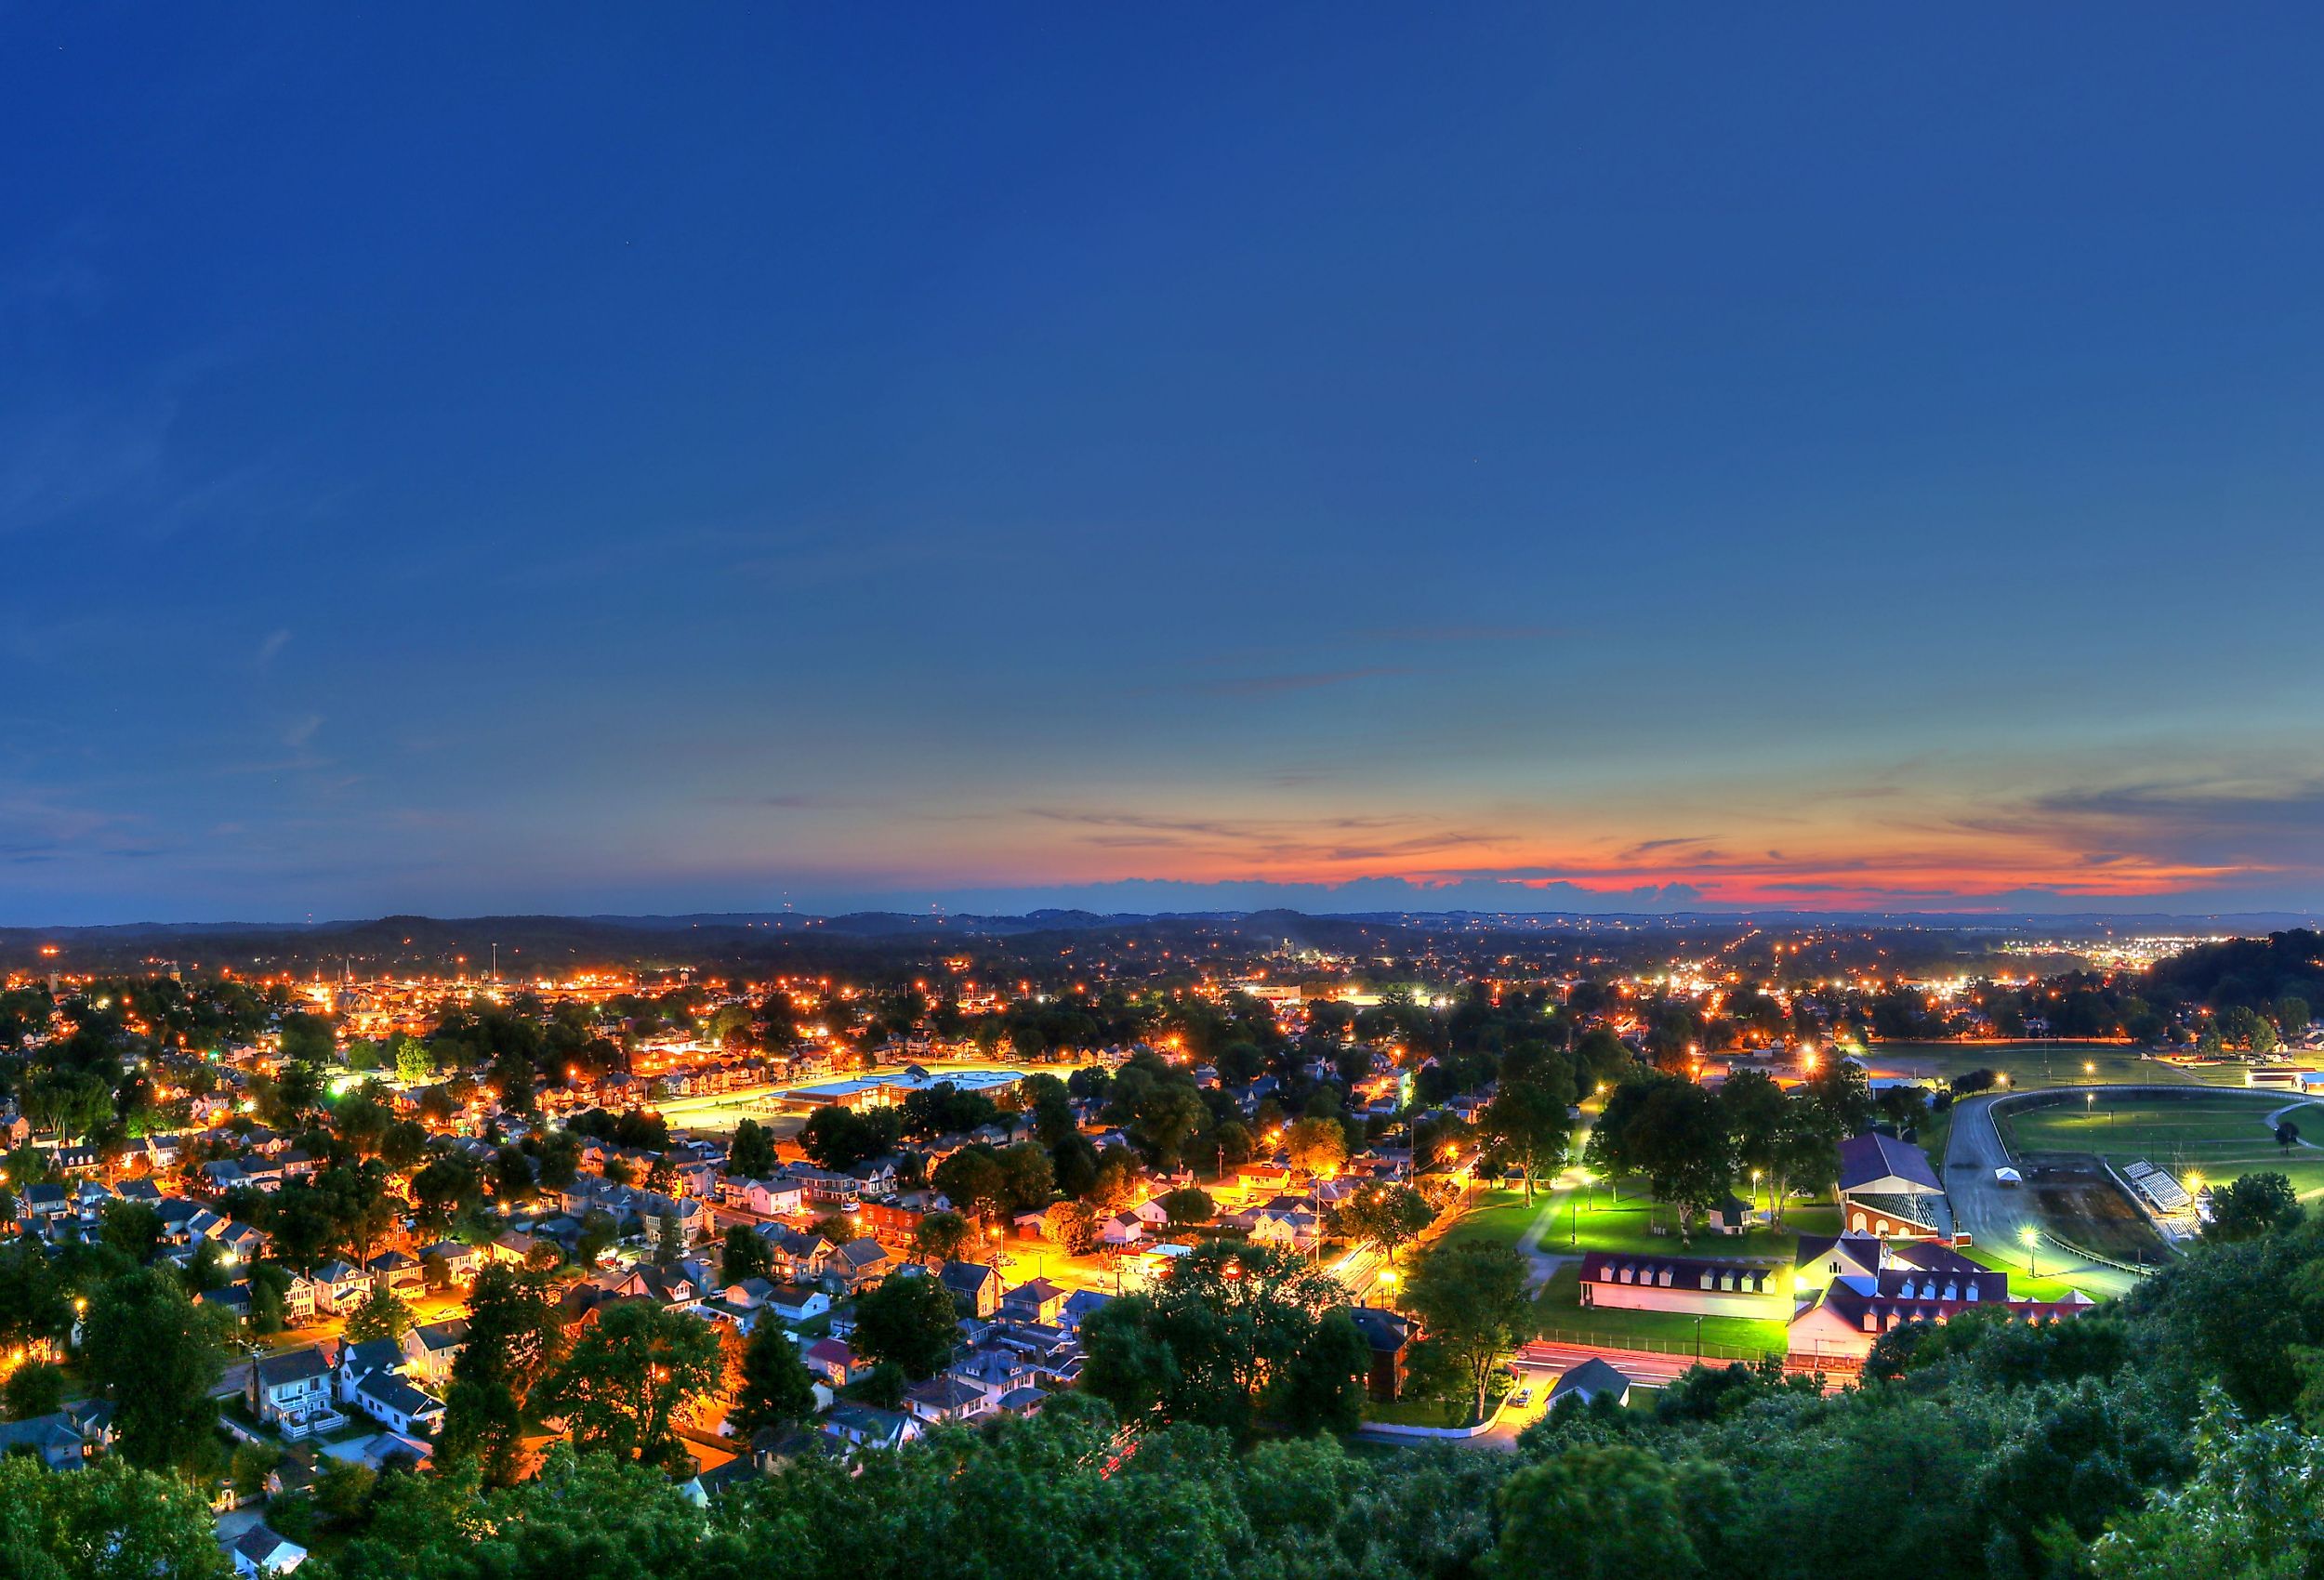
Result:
[1530, 1326, 1783, 1363]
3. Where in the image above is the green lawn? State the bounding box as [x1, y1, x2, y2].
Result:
[1550, 1191, 1809, 1263]
[1533, 1265, 1788, 1360]
[1863, 1041, 2196, 1089]
[1948, 1239, 2100, 1302]
[1436, 1189, 1555, 1254]
[1361, 1394, 1481, 1429]
[2000, 1089, 2324, 1202]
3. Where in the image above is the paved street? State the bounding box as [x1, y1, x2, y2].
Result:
[1944, 1089, 2144, 1298]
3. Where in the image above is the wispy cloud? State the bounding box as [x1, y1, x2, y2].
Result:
[256, 628, 292, 668]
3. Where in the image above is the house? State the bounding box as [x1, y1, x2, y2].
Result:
[350, 1371, 446, 1437]
[400, 1320, 469, 1389]
[1795, 1234, 1985, 1287]
[768, 1284, 832, 1325]
[311, 1259, 368, 1315]
[1343, 1307, 1413, 1402]
[231, 1525, 309, 1576]
[336, 1338, 406, 1407]
[725, 1178, 806, 1217]
[994, 1386, 1049, 1417]
[1789, 1272, 2090, 1363]
[253, 1348, 344, 1439]
[1547, 1357, 1632, 1410]
[322, 1431, 433, 1473]
[420, 1240, 482, 1285]
[1098, 1210, 1143, 1247]
[217, 1220, 270, 1264]
[0, 1413, 89, 1470]
[903, 1375, 991, 1426]
[937, 1261, 1002, 1319]
[763, 1226, 835, 1282]
[804, 1338, 864, 1388]
[1248, 1205, 1321, 1252]
[820, 1402, 920, 1454]
[1059, 1290, 1112, 1332]
[997, 1278, 1069, 1325]
[1836, 1133, 1953, 1239]
[1578, 1254, 1789, 1321]
[365, 1250, 423, 1297]
[489, 1230, 544, 1266]
[826, 1238, 894, 1292]
[948, 1346, 1035, 1403]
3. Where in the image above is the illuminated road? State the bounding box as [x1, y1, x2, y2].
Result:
[1944, 1089, 2144, 1299]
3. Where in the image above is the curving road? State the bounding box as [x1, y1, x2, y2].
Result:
[1943, 1089, 2142, 1298]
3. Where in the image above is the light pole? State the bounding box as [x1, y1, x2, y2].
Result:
[2019, 1224, 2040, 1278]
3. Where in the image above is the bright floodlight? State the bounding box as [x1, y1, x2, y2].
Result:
[2018, 1226, 2039, 1247]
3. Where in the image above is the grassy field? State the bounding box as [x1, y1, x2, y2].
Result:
[1948, 1238, 2098, 1302]
[1361, 1394, 1481, 1429]
[1546, 1190, 1834, 1261]
[1865, 1041, 2220, 1088]
[2000, 1089, 2324, 1201]
[1534, 1265, 1789, 1359]
[1436, 1189, 1552, 1251]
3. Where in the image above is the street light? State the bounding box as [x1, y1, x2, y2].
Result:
[2019, 1224, 2040, 1277]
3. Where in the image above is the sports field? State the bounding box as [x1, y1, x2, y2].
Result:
[1999, 1088, 2324, 1202]
[1865, 1041, 2235, 1088]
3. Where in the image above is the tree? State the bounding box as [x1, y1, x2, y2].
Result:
[1129, 1082, 1209, 1170]
[442, 1265, 565, 1484]
[3, 1361, 64, 1420]
[720, 1223, 774, 1285]
[1284, 1115, 1349, 1179]
[912, 1209, 974, 1264]
[577, 1207, 620, 1266]
[1404, 1238, 1535, 1423]
[732, 1321, 818, 1439]
[537, 1301, 722, 1473]
[1625, 1081, 1736, 1241]
[345, 1284, 416, 1342]
[2206, 1173, 2303, 1243]
[727, 1117, 779, 1180]
[394, 1034, 436, 1085]
[1052, 1200, 1100, 1255]
[409, 1155, 482, 1235]
[933, 1147, 1009, 1227]
[654, 1211, 689, 1265]
[79, 1268, 228, 1473]
[799, 1104, 900, 1171]
[1336, 1182, 1436, 1264]
[0, 1454, 232, 1579]
[1081, 1239, 1361, 1438]
[97, 1200, 163, 1266]
[852, 1271, 960, 1380]
[2092, 1393, 2322, 1580]
[1495, 1443, 1703, 1580]
[1482, 1072, 1577, 1205]
[1156, 1186, 1216, 1227]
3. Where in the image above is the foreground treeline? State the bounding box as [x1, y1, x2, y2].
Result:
[33, 1207, 2324, 1579]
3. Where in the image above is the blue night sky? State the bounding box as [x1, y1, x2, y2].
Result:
[5, 7, 2324, 924]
